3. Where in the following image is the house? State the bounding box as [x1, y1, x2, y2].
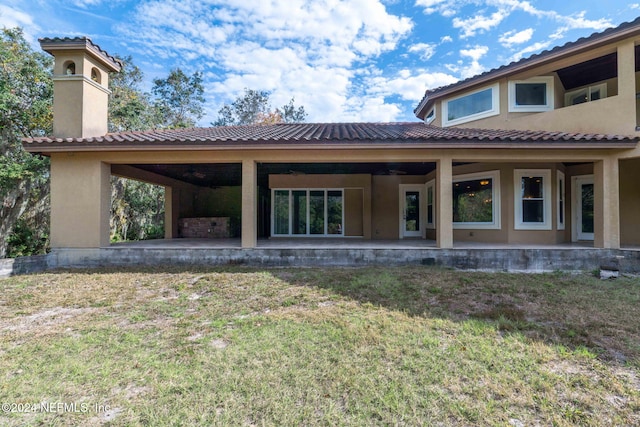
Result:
[21, 18, 640, 269]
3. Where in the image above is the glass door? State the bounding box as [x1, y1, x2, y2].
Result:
[574, 176, 594, 241]
[399, 185, 423, 238]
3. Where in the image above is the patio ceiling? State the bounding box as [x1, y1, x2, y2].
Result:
[130, 162, 439, 188]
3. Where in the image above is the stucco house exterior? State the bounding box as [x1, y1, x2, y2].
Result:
[21, 18, 640, 268]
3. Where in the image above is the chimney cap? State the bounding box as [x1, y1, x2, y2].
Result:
[39, 36, 122, 72]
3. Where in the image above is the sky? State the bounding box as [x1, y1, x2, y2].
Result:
[1, 0, 639, 126]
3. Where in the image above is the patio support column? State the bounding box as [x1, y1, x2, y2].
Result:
[241, 159, 258, 248]
[50, 154, 110, 248]
[594, 157, 620, 249]
[436, 156, 453, 249]
[164, 186, 180, 239]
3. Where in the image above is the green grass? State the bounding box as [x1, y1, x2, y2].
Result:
[1, 267, 639, 426]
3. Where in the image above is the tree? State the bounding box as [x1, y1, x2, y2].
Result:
[0, 27, 52, 258]
[108, 56, 166, 242]
[213, 88, 307, 126]
[152, 68, 205, 128]
[108, 55, 161, 132]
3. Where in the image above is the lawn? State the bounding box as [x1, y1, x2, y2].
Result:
[0, 267, 639, 426]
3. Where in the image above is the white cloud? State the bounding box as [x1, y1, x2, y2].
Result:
[440, 35, 453, 43]
[499, 28, 533, 47]
[115, 0, 415, 122]
[458, 45, 489, 78]
[507, 40, 552, 62]
[0, 5, 37, 32]
[453, 10, 507, 38]
[408, 43, 437, 60]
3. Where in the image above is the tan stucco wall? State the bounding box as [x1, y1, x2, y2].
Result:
[620, 158, 640, 246]
[50, 153, 110, 248]
[52, 51, 112, 139]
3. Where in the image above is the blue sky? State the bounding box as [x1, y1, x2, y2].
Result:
[1, 0, 638, 125]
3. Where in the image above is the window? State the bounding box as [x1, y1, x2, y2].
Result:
[426, 180, 435, 229]
[514, 169, 552, 230]
[425, 108, 436, 125]
[453, 171, 501, 229]
[557, 171, 565, 230]
[443, 84, 500, 126]
[564, 83, 607, 106]
[508, 77, 554, 112]
[91, 67, 101, 84]
[271, 189, 343, 236]
[63, 61, 76, 75]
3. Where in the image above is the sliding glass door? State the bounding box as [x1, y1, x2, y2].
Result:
[272, 189, 343, 236]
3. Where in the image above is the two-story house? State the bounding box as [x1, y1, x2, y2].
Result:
[22, 18, 640, 269]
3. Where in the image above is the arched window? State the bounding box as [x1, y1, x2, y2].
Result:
[64, 61, 76, 75]
[91, 67, 101, 83]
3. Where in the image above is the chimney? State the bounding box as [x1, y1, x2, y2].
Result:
[39, 37, 122, 138]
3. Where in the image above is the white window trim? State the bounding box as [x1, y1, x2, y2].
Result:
[271, 188, 344, 237]
[442, 84, 500, 127]
[514, 169, 552, 231]
[453, 170, 501, 230]
[557, 170, 565, 230]
[508, 76, 554, 113]
[426, 180, 435, 229]
[564, 82, 607, 107]
[425, 107, 436, 125]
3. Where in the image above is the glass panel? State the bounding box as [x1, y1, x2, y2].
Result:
[427, 187, 433, 224]
[522, 176, 543, 199]
[447, 88, 492, 121]
[405, 191, 420, 232]
[558, 178, 564, 225]
[570, 89, 588, 105]
[523, 200, 544, 223]
[292, 190, 307, 235]
[515, 83, 546, 106]
[273, 190, 289, 235]
[310, 191, 325, 235]
[581, 184, 594, 233]
[453, 178, 493, 223]
[327, 190, 343, 235]
[590, 88, 601, 101]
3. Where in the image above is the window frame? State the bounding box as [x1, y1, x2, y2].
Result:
[424, 108, 436, 125]
[508, 76, 554, 112]
[514, 169, 552, 230]
[452, 170, 501, 230]
[442, 84, 500, 127]
[271, 188, 344, 237]
[557, 170, 565, 231]
[426, 180, 435, 229]
[564, 82, 607, 107]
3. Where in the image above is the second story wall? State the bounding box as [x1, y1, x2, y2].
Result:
[425, 38, 639, 136]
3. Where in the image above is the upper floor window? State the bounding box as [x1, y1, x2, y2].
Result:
[508, 77, 554, 112]
[424, 108, 436, 125]
[443, 84, 500, 127]
[564, 83, 607, 107]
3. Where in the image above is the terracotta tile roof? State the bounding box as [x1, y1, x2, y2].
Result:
[39, 37, 122, 72]
[414, 16, 640, 117]
[22, 122, 638, 152]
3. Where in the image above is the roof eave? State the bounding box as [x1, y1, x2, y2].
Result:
[21, 141, 639, 154]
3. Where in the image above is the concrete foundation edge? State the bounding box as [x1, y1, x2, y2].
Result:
[2, 248, 640, 277]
